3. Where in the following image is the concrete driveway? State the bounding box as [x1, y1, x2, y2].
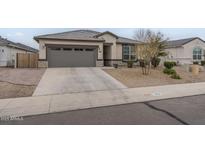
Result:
[33, 68, 126, 96]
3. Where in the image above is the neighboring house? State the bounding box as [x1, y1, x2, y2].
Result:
[34, 30, 138, 68]
[164, 37, 205, 65]
[0, 36, 38, 67]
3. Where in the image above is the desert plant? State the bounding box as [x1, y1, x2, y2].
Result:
[171, 73, 181, 79]
[151, 57, 161, 68]
[201, 61, 205, 66]
[127, 61, 134, 68]
[164, 61, 175, 69]
[163, 68, 176, 75]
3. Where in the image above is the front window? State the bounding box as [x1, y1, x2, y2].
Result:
[193, 47, 203, 60]
[122, 45, 136, 61]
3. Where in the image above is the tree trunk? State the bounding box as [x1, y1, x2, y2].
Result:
[141, 61, 151, 75]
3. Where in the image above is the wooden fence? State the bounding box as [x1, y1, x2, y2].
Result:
[16, 53, 38, 68]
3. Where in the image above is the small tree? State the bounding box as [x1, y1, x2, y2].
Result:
[134, 29, 168, 74]
[137, 42, 152, 75]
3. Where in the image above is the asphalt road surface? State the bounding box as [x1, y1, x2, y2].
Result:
[1, 95, 205, 125]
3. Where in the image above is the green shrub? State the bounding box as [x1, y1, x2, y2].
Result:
[127, 61, 134, 68]
[193, 61, 199, 65]
[171, 73, 181, 79]
[172, 61, 177, 66]
[151, 57, 161, 68]
[164, 61, 175, 69]
[163, 68, 176, 75]
[201, 61, 205, 66]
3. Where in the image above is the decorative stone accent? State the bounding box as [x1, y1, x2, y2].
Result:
[96, 60, 104, 67]
[38, 61, 48, 68]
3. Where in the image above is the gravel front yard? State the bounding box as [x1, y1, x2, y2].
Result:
[103, 66, 205, 88]
[0, 68, 45, 99]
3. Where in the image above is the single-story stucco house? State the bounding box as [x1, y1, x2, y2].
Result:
[164, 37, 205, 65]
[0, 36, 38, 67]
[34, 30, 205, 68]
[34, 30, 138, 68]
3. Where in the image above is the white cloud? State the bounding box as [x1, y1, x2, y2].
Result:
[15, 32, 24, 36]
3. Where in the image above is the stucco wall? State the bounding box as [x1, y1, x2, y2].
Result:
[164, 47, 186, 63]
[0, 46, 9, 66]
[116, 44, 122, 59]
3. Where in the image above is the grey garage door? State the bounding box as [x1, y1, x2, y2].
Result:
[47, 46, 97, 67]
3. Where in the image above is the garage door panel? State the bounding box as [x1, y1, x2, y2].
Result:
[47, 47, 97, 67]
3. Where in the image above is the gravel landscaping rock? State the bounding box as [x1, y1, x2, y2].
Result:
[103, 66, 205, 88]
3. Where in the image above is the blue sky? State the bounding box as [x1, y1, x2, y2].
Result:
[1, 28, 205, 49]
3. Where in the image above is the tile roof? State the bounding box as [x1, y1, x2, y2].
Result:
[34, 29, 138, 44]
[34, 30, 104, 42]
[166, 37, 204, 48]
[0, 36, 38, 53]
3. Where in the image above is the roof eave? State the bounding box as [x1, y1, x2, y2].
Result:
[33, 37, 39, 42]
[182, 37, 205, 45]
[165, 45, 183, 49]
[116, 42, 138, 45]
[34, 37, 105, 42]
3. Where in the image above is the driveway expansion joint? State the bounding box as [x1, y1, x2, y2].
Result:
[0, 100, 12, 115]
[48, 96, 53, 113]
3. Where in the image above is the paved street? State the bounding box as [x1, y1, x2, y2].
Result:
[1, 94, 205, 125]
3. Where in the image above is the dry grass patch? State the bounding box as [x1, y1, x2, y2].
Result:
[103, 66, 205, 88]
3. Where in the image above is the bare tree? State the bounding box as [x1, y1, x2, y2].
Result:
[134, 29, 168, 75]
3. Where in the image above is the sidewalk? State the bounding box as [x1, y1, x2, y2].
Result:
[1, 82, 205, 117]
